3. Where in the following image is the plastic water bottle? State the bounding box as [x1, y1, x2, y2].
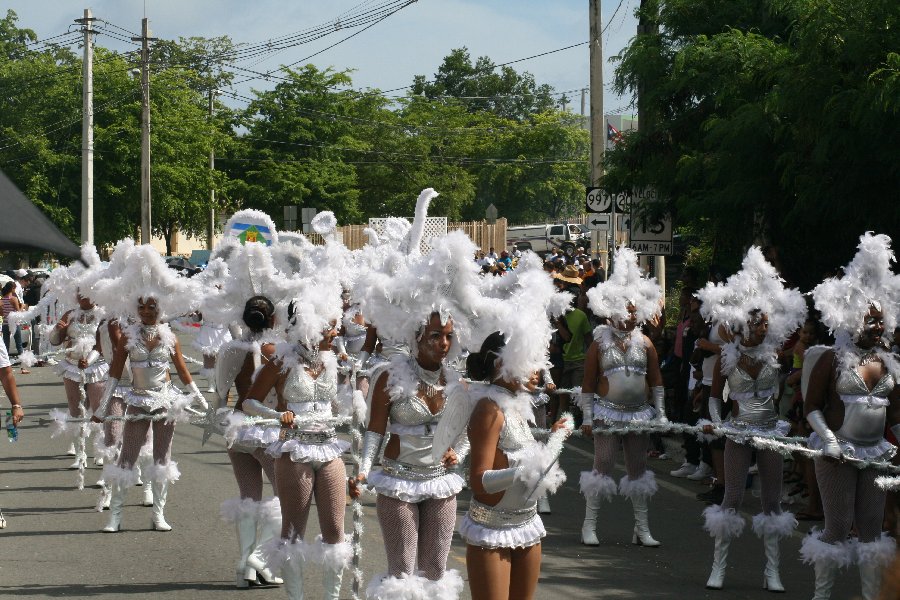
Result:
[6, 410, 17, 442]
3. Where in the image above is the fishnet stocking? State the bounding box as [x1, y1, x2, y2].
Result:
[375, 494, 456, 580]
[721, 440, 783, 514]
[815, 458, 886, 544]
[64, 379, 85, 417]
[229, 448, 277, 500]
[417, 497, 456, 580]
[592, 432, 649, 479]
[275, 456, 346, 543]
[103, 397, 125, 450]
[117, 406, 175, 468]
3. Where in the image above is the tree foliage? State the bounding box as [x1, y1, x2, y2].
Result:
[605, 0, 900, 287]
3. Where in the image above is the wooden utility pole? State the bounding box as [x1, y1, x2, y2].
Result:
[76, 8, 95, 245]
[207, 90, 216, 250]
[589, 0, 607, 265]
[132, 18, 156, 244]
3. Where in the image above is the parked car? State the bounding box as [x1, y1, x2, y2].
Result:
[507, 222, 590, 257]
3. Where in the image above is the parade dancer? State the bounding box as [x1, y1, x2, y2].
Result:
[245, 213, 352, 600]
[48, 293, 107, 473]
[696, 247, 806, 592]
[801, 233, 900, 600]
[203, 237, 297, 589]
[578, 246, 666, 548]
[350, 192, 481, 600]
[89, 240, 207, 533]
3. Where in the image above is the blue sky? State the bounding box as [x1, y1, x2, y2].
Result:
[6, 0, 638, 114]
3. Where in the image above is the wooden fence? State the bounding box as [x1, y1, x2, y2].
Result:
[307, 218, 507, 252]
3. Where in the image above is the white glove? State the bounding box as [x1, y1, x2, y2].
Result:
[242, 398, 283, 420]
[358, 431, 384, 477]
[807, 410, 842, 459]
[481, 466, 522, 493]
[188, 381, 208, 411]
[652, 386, 667, 423]
[708, 396, 723, 426]
[579, 392, 594, 422]
[95, 377, 120, 419]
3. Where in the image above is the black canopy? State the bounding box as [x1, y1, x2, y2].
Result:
[0, 168, 80, 258]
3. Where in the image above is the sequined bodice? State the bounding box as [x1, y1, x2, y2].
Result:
[833, 364, 895, 445]
[67, 320, 97, 342]
[129, 340, 169, 390]
[600, 339, 648, 376]
[498, 404, 534, 454]
[726, 362, 778, 424]
[284, 366, 337, 416]
[390, 394, 442, 428]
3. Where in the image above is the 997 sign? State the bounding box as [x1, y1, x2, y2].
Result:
[585, 187, 613, 214]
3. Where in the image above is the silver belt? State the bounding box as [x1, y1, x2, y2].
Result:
[468, 499, 537, 529]
[381, 457, 447, 481]
[595, 396, 649, 412]
[279, 428, 336, 444]
[728, 416, 778, 430]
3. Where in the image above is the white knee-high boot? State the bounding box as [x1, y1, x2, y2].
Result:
[315, 537, 351, 600]
[857, 535, 896, 600]
[800, 531, 854, 600]
[620, 471, 660, 547]
[246, 497, 283, 585]
[100, 465, 138, 532]
[579, 471, 616, 546]
[702, 505, 746, 590]
[148, 462, 179, 531]
[752, 512, 797, 593]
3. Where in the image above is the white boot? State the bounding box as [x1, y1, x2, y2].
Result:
[235, 512, 258, 587]
[142, 483, 154, 507]
[812, 561, 836, 600]
[762, 533, 785, 592]
[69, 435, 87, 469]
[537, 494, 551, 514]
[101, 483, 126, 532]
[859, 560, 882, 600]
[282, 557, 304, 600]
[322, 563, 344, 600]
[581, 495, 601, 546]
[97, 484, 112, 512]
[246, 499, 283, 585]
[706, 535, 731, 589]
[66, 442, 77, 456]
[150, 479, 172, 531]
[631, 496, 661, 547]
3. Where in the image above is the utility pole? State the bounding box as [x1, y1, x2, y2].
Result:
[76, 8, 95, 246]
[637, 0, 666, 299]
[580, 87, 587, 118]
[207, 90, 216, 250]
[589, 0, 607, 266]
[132, 18, 156, 245]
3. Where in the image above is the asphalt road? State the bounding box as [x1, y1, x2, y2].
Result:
[0, 351, 862, 599]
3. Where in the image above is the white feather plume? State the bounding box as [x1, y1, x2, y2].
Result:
[586, 245, 662, 325]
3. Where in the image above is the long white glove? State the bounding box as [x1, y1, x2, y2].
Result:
[708, 396, 724, 425]
[579, 392, 594, 422]
[652, 386, 667, 423]
[358, 431, 384, 478]
[807, 410, 842, 458]
[242, 398, 282, 420]
[188, 381, 208, 410]
[481, 467, 522, 493]
[94, 377, 120, 419]
[358, 351, 371, 370]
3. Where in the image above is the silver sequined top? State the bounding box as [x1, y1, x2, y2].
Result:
[65, 320, 99, 361]
[493, 393, 537, 512]
[834, 366, 895, 445]
[387, 366, 446, 468]
[600, 339, 649, 409]
[726, 361, 778, 426]
[129, 340, 170, 391]
[283, 366, 337, 433]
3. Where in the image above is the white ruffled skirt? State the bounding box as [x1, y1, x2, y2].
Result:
[56, 359, 109, 385]
[721, 418, 791, 442]
[458, 509, 545, 550]
[808, 432, 897, 461]
[367, 469, 465, 503]
[592, 398, 657, 430]
[266, 438, 350, 463]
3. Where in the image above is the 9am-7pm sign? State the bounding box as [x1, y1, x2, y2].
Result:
[629, 188, 673, 255]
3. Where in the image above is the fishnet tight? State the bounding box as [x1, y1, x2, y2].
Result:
[815, 457, 885, 544]
[117, 405, 175, 467]
[228, 448, 277, 500]
[592, 432, 649, 479]
[721, 440, 782, 514]
[375, 494, 456, 580]
[275, 456, 346, 544]
[103, 397, 125, 450]
[64, 379, 104, 416]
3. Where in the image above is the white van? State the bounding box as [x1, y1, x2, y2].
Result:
[507, 223, 590, 257]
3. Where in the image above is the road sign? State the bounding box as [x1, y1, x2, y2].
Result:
[585, 187, 613, 214]
[585, 214, 610, 230]
[629, 187, 672, 255]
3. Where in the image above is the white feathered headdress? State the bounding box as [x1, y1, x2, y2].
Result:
[586, 246, 662, 325]
[87, 240, 200, 322]
[812, 232, 900, 344]
[698, 246, 807, 345]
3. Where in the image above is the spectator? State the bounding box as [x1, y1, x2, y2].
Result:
[487, 247, 499, 261]
[553, 266, 591, 410]
[1, 282, 28, 374]
[498, 251, 512, 269]
[13, 269, 28, 304]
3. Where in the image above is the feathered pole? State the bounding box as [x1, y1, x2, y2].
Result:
[404, 188, 438, 256]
